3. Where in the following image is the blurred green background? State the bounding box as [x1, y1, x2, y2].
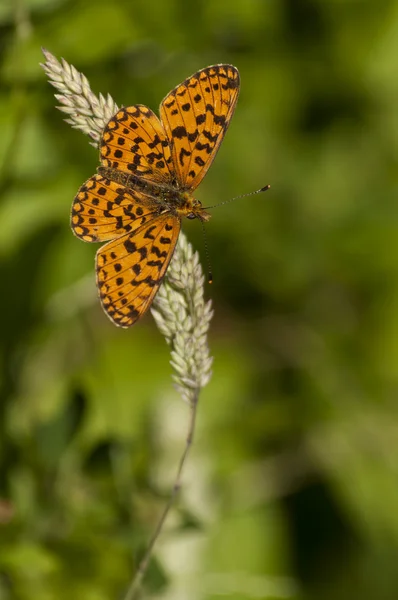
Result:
[1, 0, 398, 599]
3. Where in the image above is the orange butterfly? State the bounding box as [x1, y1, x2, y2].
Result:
[71, 64, 240, 327]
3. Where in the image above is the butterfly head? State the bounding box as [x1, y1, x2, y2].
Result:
[179, 193, 211, 223]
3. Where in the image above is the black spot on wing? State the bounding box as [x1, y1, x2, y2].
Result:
[124, 239, 137, 254]
[172, 126, 188, 139]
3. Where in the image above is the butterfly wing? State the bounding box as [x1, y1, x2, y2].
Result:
[96, 214, 180, 327]
[160, 64, 240, 191]
[100, 105, 177, 186]
[71, 174, 161, 242]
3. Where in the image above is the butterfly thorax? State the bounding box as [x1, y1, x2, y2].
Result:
[97, 166, 210, 222]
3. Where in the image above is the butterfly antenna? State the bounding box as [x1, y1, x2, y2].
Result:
[203, 184, 270, 210]
[199, 219, 213, 284]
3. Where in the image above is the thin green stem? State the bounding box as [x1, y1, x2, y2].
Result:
[123, 391, 199, 600]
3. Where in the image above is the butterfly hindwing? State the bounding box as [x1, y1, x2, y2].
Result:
[160, 64, 240, 191]
[71, 174, 163, 242]
[100, 105, 177, 186]
[96, 214, 181, 327]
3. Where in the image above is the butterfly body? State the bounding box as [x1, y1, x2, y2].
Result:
[71, 64, 240, 327]
[96, 165, 211, 222]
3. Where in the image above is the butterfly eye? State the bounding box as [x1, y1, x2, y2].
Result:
[187, 213, 196, 220]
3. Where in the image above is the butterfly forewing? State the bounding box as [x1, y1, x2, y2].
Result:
[160, 64, 240, 191]
[96, 214, 181, 327]
[100, 105, 176, 186]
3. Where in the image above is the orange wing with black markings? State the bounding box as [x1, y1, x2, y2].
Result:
[160, 64, 240, 191]
[71, 64, 241, 327]
[100, 105, 177, 186]
[71, 174, 159, 242]
[96, 214, 180, 327]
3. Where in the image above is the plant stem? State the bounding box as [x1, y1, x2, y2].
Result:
[123, 391, 199, 600]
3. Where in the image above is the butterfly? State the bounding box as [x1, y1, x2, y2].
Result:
[71, 64, 240, 327]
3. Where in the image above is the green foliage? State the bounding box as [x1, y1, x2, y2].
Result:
[1, 1, 398, 599]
